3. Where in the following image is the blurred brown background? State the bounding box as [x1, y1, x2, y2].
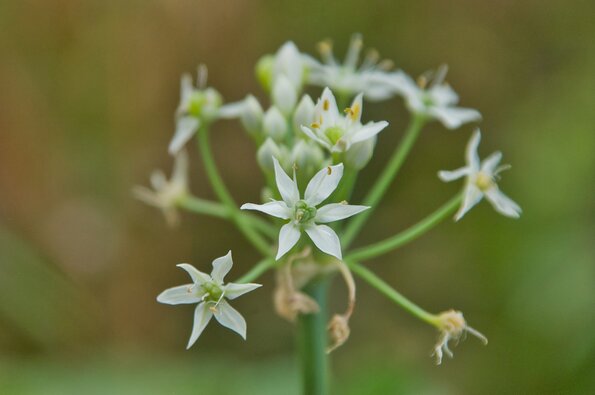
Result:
[0, 1, 593, 394]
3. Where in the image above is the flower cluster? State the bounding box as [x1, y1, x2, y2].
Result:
[136, 34, 521, 365]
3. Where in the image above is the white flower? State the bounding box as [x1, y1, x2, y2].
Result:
[168, 66, 247, 155]
[439, 129, 522, 220]
[133, 150, 189, 226]
[300, 88, 388, 154]
[433, 310, 487, 365]
[307, 33, 397, 101]
[391, 65, 482, 129]
[157, 251, 261, 348]
[241, 158, 369, 260]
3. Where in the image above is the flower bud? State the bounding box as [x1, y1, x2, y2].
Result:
[240, 95, 264, 136]
[345, 135, 376, 170]
[256, 138, 282, 173]
[272, 75, 298, 115]
[274, 41, 304, 89]
[291, 140, 325, 175]
[263, 107, 288, 143]
[293, 94, 315, 135]
[256, 55, 274, 92]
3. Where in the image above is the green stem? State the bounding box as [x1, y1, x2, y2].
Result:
[342, 114, 426, 248]
[196, 127, 272, 257]
[346, 260, 439, 327]
[235, 257, 276, 283]
[178, 195, 277, 239]
[298, 278, 330, 395]
[345, 194, 462, 262]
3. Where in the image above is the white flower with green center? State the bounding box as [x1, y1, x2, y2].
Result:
[300, 88, 388, 154]
[391, 65, 482, 129]
[241, 158, 369, 260]
[133, 150, 189, 227]
[169, 66, 247, 155]
[157, 251, 261, 349]
[439, 129, 522, 220]
[307, 33, 398, 101]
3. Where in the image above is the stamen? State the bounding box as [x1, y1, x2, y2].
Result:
[197, 64, 208, 89]
[323, 99, 330, 111]
[327, 166, 332, 175]
[317, 39, 336, 65]
[310, 122, 320, 129]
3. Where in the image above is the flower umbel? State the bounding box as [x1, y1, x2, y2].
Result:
[301, 88, 388, 154]
[133, 150, 189, 226]
[391, 65, 482, 129]
[439, 129, 522, 220]
[433, 310, 488, 365]
[241, 157, 369, 260]
[157, 251, 261, 348]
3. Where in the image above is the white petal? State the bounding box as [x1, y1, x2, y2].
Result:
[240, 201, 291, 219]
[177, 263, 211, 285]
[349, 121, 389, 145]
[211, 251, 233, 284]
[273, 157, 300, 206]
[438, 167, 470, 182]
[318, 88, 340, 124]
[481, 151, 503, 174]
[304, 163, 344, 206]
[315, 203, 369, 223]
[454, 184, 484, 221]
[187, 303, 213, 349]
[430, 107, 482, 130]
[218, 101, 246, 119]
[277, 223, 302, 260]
[485, 188, 522, 218]
[224, 282, 262, 300]
[429, 84, 459, 106]
[305, 224, 342, 259]
[466, 129, 482, 171]
[300, 126, 332, 150]
[132, 186, 160, 207]
[169, 116, 200, 155]
[171, 150, 189, 187]
[213, 300, 247, 339]
[157, 284, 203, 305]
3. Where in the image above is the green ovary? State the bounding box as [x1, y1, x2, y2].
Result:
[295, 200, 317, 224]
[324, 126, 344, 145]
[202, 282, 223, 302]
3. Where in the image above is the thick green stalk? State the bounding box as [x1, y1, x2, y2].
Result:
[298, 278, 330, 395]
[196, 127, 272, 257]
[235, 257, 276, 283]
[345, 194, 462, 262]
[342, 114, 426, 248]
[346, 260, 439, 327]
[178, 196, 277, 239]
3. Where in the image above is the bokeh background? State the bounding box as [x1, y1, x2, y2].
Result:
[1, 1, 593, 394]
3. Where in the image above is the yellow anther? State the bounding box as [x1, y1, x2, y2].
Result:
[323, 99, 330, 111]
[311, 122, 320, 129]
[417, 75, 428, 89]
[327, 166, 332, 175]
[209, 306, 218, 313]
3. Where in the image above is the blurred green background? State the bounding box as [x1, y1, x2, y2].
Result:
[0, 1, 593, 394]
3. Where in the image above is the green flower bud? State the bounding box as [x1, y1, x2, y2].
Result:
[240, 95, 264, 136]
[256, 55, 274, 93]
[293, 95, 315, 136]
[257, 138, 282, 173]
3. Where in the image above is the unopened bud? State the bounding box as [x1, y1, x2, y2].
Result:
[240, 95, 264, 136]
[293, 95, 315, 135]
[272, 75, 298, 115]
[263, 107, 288, 143]
[345, 135, 376, 170]
[291, 140, 325, 176]
[256, 55, 274, 92]
[256, 138, 282, 173]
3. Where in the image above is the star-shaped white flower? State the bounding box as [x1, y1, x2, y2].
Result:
[157, 251, 261, 349]
[391, 65, 482, 129]
[133, 150, 189, 226]
[439, 129, 522, 220]
[307, 33, 398, 101]
[169, 66, 247, 155]
[300, 88, 388, 154]
[241, 158, 369, 260]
